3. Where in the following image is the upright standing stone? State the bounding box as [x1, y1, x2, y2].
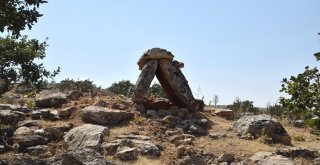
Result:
[132, 48, 204, 113]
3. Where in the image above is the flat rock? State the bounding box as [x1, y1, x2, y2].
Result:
[0, 104, 30, 113]
[215, 109, 234, 120]
[13, 127, 49, 150]
[116, 147, 138, 161]
[276, 147, 319, 158]
[64, 124, 109, 151]
[233, 114, 291, 145]
[80, 106, 134, 126]
[250, 152, 294, 165]
[0, 110, 25, 125]
[35, 90, 67, 108]
[218, 153, 234, 162]
[62, 149, 113, 165]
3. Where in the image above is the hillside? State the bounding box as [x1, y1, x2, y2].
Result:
[0, 89, 319, 165]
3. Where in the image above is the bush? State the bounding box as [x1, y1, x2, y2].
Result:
[108, 80, 134, 97]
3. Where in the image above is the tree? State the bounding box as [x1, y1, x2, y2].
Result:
[0, 36, 60, 94]
[227, 97, 259, 116]
[0, 0, 47, 36]
[57, 78, 96, 93]
[148, 82, 166, 98]
[213, 94, 219, 107]
[108, 80, 134, 97]
[280, 34, 320, 129]
[0, 0, 58, 94]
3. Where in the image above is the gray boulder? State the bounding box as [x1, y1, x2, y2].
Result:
[215, 109, 234, 120]
[35, 90, 67, 108]
[233, 114, 291, 145]
[61, 149, 114, 165]
[276, 147, 319, 158]
[116, 147, 138, 161]
[249, 152, 294, 165]
[64, 124, 109, 151]
[13, 127, 49, 150]
[80, 106, 134, 126]
[0, 110, 25, 125]
[0, 104, 30, 113]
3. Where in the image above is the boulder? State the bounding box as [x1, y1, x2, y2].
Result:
[93, 100, 108, 107]
[61, 149, 113, 165]
[35, 90, 67, 108]
[13, 127, 49, 150]
[215, 109, 234, 120]
[233, 114, 291, 145]
[218, 153, 235, 163]
[27, 145, 48, 156]
[144, 98, 172, 110]
[46, 123, 73, 140]
[293, 120, 304, 128]
[249, 152, 294, 165]
[67, 90, 83, 100]
[116, 147, 138, 161]
[80, 106, 134, 126]
[276, 147, 319, 158]
[0, 110, 25, 125]
[58, 107, 77, 119]
[0, 104, 30, 113]
[64, 124, 109, 151]
[12, 154, 48, 165]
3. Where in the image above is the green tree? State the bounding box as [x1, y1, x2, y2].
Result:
[227, 97, 259, 115]
[0, 36, 60, 94]
[108, 80, 134, 97]
[148, 82, 166, 98]
[57, 78, 96, 93]
[0, 0, 47, 36]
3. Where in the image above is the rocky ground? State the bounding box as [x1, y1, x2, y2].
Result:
[0, 89, 320, 165]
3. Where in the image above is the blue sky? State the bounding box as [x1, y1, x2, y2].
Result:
[23, 1, 320, 107]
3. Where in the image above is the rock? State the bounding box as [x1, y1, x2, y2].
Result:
[39, 109, 50, 119]
[61, 149, 112, 165]
[105, 134, 161, 158]
[146, 109, 160, 119]
[144, 98, 172, 110]
[80, 106, 134, 126]
[276, 147, 319, 158]
[188, 123, 207, 135]
[18, 120, 38, 127]
[0, 160, 8, 165]
[13, 127, 49, 150]
[250, 152, 294, 165]
[132, 48, 204, 113]
[116, 147, 138, 161]
[162, 115, 176, 125]
[218, 153, 234, 163]
[293, 120, 304, 128]
[0, 110, 25, 125]
[12, 153, 48, 165]
[215, 109, 234, 120]
[177, 145, 186, 157]
[111, 103, 127, 110]
[58, 106, 77, 119]
[0, 126, 14, 148]
[31, 111, 41, 120]
[67, 90, 83, 100]
[0, 104, 30, 113]
[27, 145, 48, 156]
[35, 90, 67, 108]
[0, 145, 5, 152]
[48, 110, 60, 120]
[93, 100, 108, 107]
[64, 124, 109, 151]
[209, 133, 227, 140]
[46, 123, 73, 140]
[232, 114, 291, 145]
[313, 158, 320, 165]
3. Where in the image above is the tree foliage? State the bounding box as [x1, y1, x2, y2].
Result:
[108, 80, 134, 97]
[0, 36, 60, 93]
[57, 78, 96, 93]
[148, 82, 166, 98]
[227, 97, 260, 115]
[0, 0, 47, 36]
[280, 65, 320, 119]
